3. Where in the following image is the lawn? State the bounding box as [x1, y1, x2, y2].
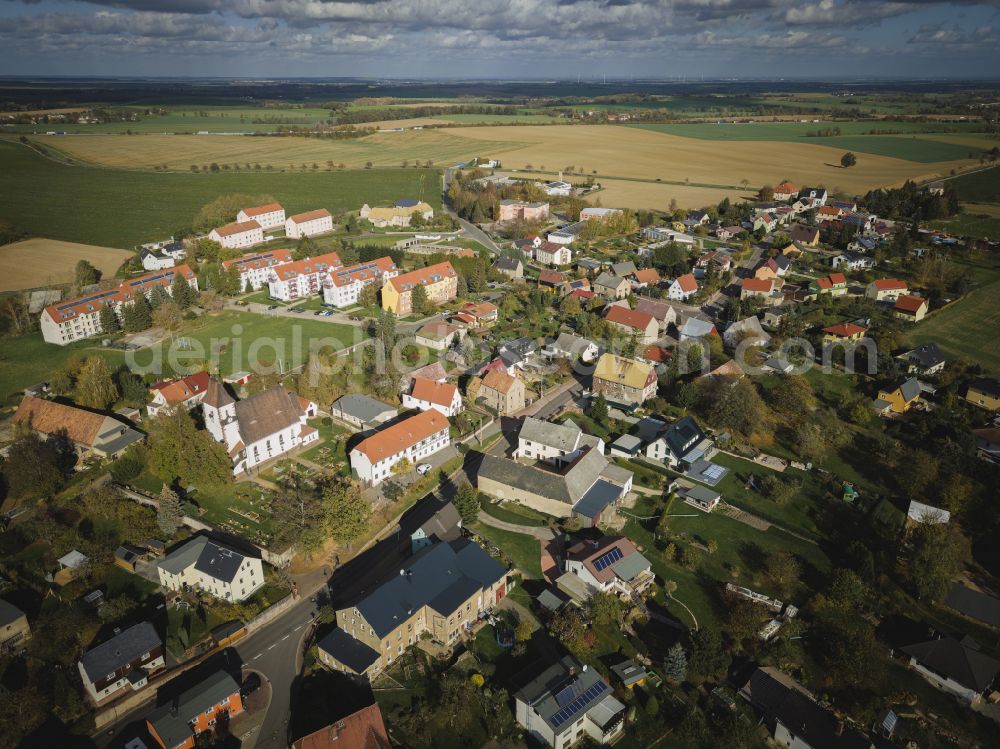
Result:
[0, 139, 442, 247]
[929, 211, 1000, 242]
[479, 499, 551, 526]
[299, 416, 351, 473]
[469, 520, 543, 579]
[947, 165, 1000, 203]
[903, 254, 1000, 373]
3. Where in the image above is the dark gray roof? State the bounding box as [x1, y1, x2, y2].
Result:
[903, 636, 1000, 693]
[663, 416, 706, 460]
[905, 343, 945, 369]
[594, 272, 626, 289]
[519, 417, 582, 452]
[898, 377, 921, 403]
[515, 655, 612, 732]
[234, 386, 305, 446]
[147, 670, 240, 749]
[478, 454, 572, 504]
[0, 598, 25, 629]
[610, 660, 648, 687]
[969, 377, 1000, 398]
[332, 394, 397, 423]
[80, 622, 161, 682]
[573, 479, 621, 519]
[741, 668, 872, 749]
[946, 584, 1000, 628]
[160, 537, 247, 584]
[317, 628, 381, 673]
[611, 261, 637, 276]
[493, 257, 521, 271]
[356, 539, 505, 638]
[416, 502, 462, 543]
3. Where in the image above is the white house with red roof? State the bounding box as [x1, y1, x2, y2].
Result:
[40, 266, 199, 345]
[285, 209, 334, 239]
[266, 251, 343, 301]
[322, 256, 398, 308]
[403, 377, 463, 417]
[667, 273, 698, 301]
[534, 241, 572, 267]
[209, 220, 264, 250]
[237, 202, 285, 230]
[604, 306, 659, 345]
[866, 278, 909, 302]
[202, 378, 318, 475]
[563, 536, 654, 598]
[221, 249, 294, 292]
[147, 371, 211, 417]
[349, 409, 451, 485]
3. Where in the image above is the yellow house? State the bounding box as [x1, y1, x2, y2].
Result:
[821, 322, 867, 345]
[966, 378, 1000, 411]
[873, 377, 921, 415]
[381, 261, 458, 315]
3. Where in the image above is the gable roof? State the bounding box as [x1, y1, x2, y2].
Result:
[790, 224, 819, 241]
[356, 539, 505, 637]
[269, 251, 343, 281]
[604, 305, 656, 332]
[222, 249, 293, 272]
[80, 622, 161, 682]
[44, 265, 197, 323]
[519, 416, 583, 452]
[742, 278, 773, 293]
[903, 636, 1000, 693]
[287, 208, 331, 224]
[672, 273, 697, 293]
[241, 202, 283, 217]
[147, 671, 239, 749]
[482, 368, 518, 395]
[946, 583, 1000, 628]
[896, 377, 921, 403]
[352, 409, 448, 463]
[327, 257, 397, 288]
[14, 395, 110, 446]
[213, 219, 261, 237]
[159, 536, 249, 583]
[332, 394, 396, 423]
[634, 297, 673, 322]
[234, 387, 306, 445]
[680, 317, 716, 338]
[566, 536, 648, 584]
[292, 703, 391, 749]
[514, 655, 616, 733]
[592, 354, 655, 390]
[493, 257, 522, 271]
[872, 278, 907, 291]
[632, 268, 660, 284]
[593, 272, 628, 289]
[387, 261, 456, 293]
[538, 269, 567, 285]
[410, 377, 458, 407]
[150, 371, 211, 405]
[894, 294, 928, 314]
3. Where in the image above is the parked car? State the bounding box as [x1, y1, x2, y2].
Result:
[416, 463, 432, 475]
[266, 305, 278, 310]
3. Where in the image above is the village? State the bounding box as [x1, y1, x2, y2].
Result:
[2, 161, 1000, 749]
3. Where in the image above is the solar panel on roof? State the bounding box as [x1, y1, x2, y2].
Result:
[549, 681, 609, 729]
[593, 547, 624, 571]
[554, 683, 577, 708]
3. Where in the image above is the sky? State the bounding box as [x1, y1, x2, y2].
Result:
[0, 1, 998, 79]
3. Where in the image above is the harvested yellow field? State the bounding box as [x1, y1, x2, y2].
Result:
[585, 178, 746, 211]
[452, 125, 972, 195]
[45, 130, 524, 171]
[0, 238, 133, 292]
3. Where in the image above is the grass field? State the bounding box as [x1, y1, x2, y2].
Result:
[904, 256, 1000, 373]
[0, 334, 126, 406]
[947, 165, 1000, 202]
[0, 238, 133, 291]
[0, 140, 441, 247]
[929, 211, 1000, 242]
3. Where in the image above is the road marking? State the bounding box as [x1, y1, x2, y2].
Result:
[267, 644, 276, 650]
[293, 625, 302, 632]
[253, 654, 261, 660]
[281, 634, 289, 641]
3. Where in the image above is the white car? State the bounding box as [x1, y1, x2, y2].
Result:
[416, 463, 432, 475]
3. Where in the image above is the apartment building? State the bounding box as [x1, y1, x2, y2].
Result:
[498, 200, 550, 223]
[221, 249, 293, 292]
[237, 202, 286, 230]
[350, 409, 450, 486]
[591, 353, 657, 407]
[285, 208, 334, 239]
[380, 261, 458, 316]
[209, 220, 264, 249]
[266, 251, 343, 301]
[322, 256, 399, 308]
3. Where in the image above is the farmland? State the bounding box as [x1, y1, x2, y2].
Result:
[0, 238, 133, 292]
[947, 165, 1000, 203]
[0, 139, 441, 247]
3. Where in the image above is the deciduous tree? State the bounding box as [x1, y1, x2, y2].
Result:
[323, 478, 371, 548]
[75, 355, 119, 410]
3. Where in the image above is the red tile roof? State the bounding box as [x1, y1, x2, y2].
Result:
[213, 220, 261, 237]
[241, 202, 283, 217]
[270, 251, 343, 281]
[829, 272, 847, 285]
[291, 703, 390, 749]
[632, 268, 660, 284]
[822, 323, 867, 338]
[409, 377, 458, 408]
[221, 249, 293, 271]
[741, 278, 773, 293]
[482, 368, 518, 394]
[287, 208, 332, 224]
[873, 278, 907, 291]
[643, 345, 671, 363]
[605, 305, 656, 331]
[44, 265, 197, 322]
[538, 269, 567, 285]
[387, 261, 456, 293]
[894, 294, 928, 314]
[353, 409, 449, 463]
[150, 371, 211, 405]
[673, 273, 698, 293]
[327, 256, 396, 288]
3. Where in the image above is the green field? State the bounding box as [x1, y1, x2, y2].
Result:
[904, 256, 1000, 373]
[929, 212, 1000, 242]
[948, 166, 1000, 202]
[628, 121, 987, 162]
[0, 334, 127, 406]
[0, 139, 442, 247]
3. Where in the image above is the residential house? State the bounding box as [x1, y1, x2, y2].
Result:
[497, 336, 541, 372]
[514, 655, 626, 749]
[723, 316, 770, 350]
[634, 297, 678, 333]
[610, 261, 637, 278]
[146, 670, 244, 749]
[410, 502, 462, 554]
[591, 354, 657, 407]
[548, 221, 587, 245]
[695, 250, 733, 276]
[642, 226, 696, 246]
[797, 187, 828, 205]
[716, 225, 743, 241]
[285, 209, 333, 239]
[202, 378, 318, 475]
[645, 415, 716, 470]
[209, 220, 264, 250]
[322, 257, 399, 308]
[414, 321, 464, 351]
[580, 207, 622, 221]
[894, 294, 929, 322]
[966, 378, 1000, 411]
[492, 257, 524, 279]
[460, 301, 498, 327]
[514, 417, 599, 467]
[140, 248, 176, 271]
[872, 377, 922, 415]
[499, 200, 550, 223]
[543, 180, 573, 197]
[147, 371, 211, 417]
[902, 635, 1000, 704]
[773, 182, 798, 201]
[360, 201, 434, 228]
[40, 265, 199, 345]
[946, 583, 1000, 629]
[538, 269, 568, 294]
[898, 343, 946, 375]
[536, 241, 572, 267]
[267, 251, 343, 301]
[0, 599, 30, 656]
[831, 251, 875, 271]
[592, 272, 630, 300]
[754, 213, 779, 233]
[822, 322, 867, 344]
[667, 273, 698, 301]
[604, 306, 659, 345]
[741, 277, 775, 301]
[789, 224, 820, 246]
[479, 369, 526, 415]
[848, 236, 879, 254]
[320, 539, 506, 677]
[350, 409, 450, 486]
[157, 536, 265, 603]
[630, 268, 660, 289]
[78, 622, 164, 704]
[13, 395, 144, 461]
[403, 377, 463, 417]
[237, 202, 285, 230]
[290, 703, 391, 749]
[675, 481, 721, 512]
[544, 332, 600, 363]
[740, 667, 874, 749]
[810, 272, 848, 296]
[381, 261, 458, 316]
[576, 257, 605, 275]
[678, 317, 717, 342]
[866, 278, 908, 302]
[330, 394, 397, 430]
[563, 537, 653, 599]
[221, 249, 294, 292]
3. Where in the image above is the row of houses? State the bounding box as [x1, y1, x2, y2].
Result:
[209, 202, 335, 249]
